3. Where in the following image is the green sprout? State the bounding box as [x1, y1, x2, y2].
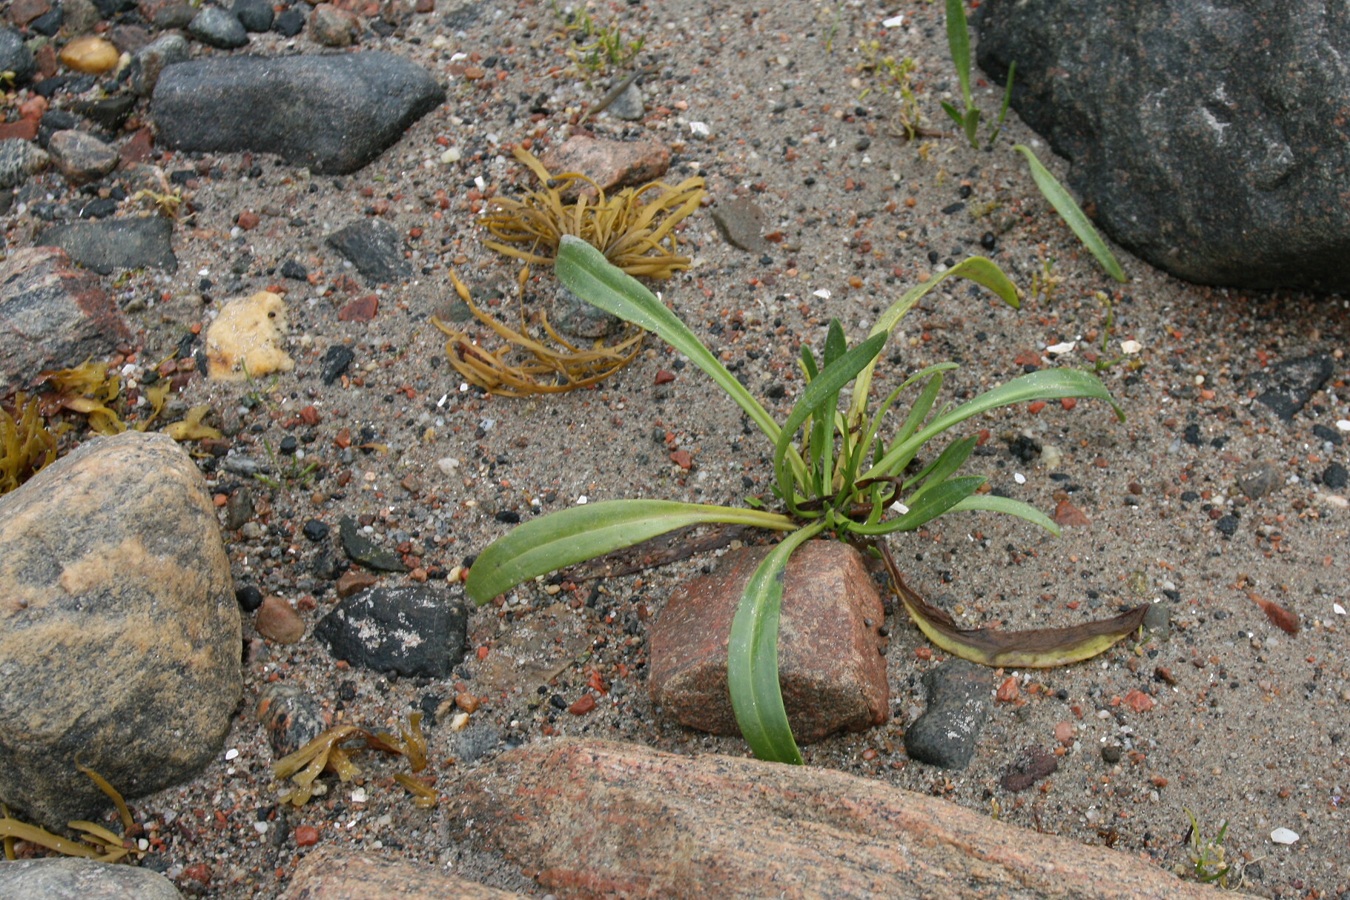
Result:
[858, 42, 924, 141]
[1183, 808, 1233, 887]
[941, 0, 1014, 149]
[465, 237, 1145, 764]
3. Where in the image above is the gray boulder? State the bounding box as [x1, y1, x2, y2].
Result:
[151, 52, 445, 175]
[977, 0, 1350, 291]
[0, 431, 241, 828]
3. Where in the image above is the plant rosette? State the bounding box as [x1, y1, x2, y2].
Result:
[466, 235, 1145, 764]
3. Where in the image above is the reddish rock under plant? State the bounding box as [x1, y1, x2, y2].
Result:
[648, 540, 888, 743]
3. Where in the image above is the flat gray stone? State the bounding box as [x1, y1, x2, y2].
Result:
[39, 217, 177, 275]
[151, 52, 445, 175]
[325, 218, 413, 284]
[0, 431, 241, 828]
[904, 659, 992, 770]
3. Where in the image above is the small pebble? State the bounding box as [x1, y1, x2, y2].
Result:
[255, 595, 306, 644]
[1270, 827, 1299, 845]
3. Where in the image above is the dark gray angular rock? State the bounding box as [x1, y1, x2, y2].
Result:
[977, 0, 1350, 291]
[0, 29, 35, 86]
[0, 431, 241, 829]
[38, 217, 177, 275]
[1250, 354, 1334, 422]
[338, 515, 407, 572]
[188, 5, 249, 49]
[313, 584, 469, 678]
[0, 247, 134, 395]
[0, 858, 182, 899]
[904, 659, 992, 770]
[326, 218, 413, 284]
[232, 0, 274, 32]
[151, 53, 445, 175]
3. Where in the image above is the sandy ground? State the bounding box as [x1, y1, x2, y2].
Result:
[7, 0, 1349, 896]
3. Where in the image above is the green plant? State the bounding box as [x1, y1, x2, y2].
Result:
[554, 3, 644, 73]
[941, 0, 1014, 149]
[1183, 808, 1233, 886]
[466, 236, 1146, 763]
[254, 438, 320, 491]
[858, 42, 924, 141]
[941, 1, 1126, 283]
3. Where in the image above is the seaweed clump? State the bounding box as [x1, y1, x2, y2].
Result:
[273, 713, 439, 809]
[0, 394, 58, 495]
[0, 764, 142, 863]
[480, 146, 705, 278]
[432, 267, 644, 396]
[433, 146, 704, 396]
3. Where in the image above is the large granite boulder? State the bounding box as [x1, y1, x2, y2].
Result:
[977, 0, 1350, 291]
[0, 431, 241, 828]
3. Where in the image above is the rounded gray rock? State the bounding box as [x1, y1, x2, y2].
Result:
[0, 431, 241, 828]
[977, 0, 1350, 291]
[0, 858, 182, 899]
[188, 4, 249, 49]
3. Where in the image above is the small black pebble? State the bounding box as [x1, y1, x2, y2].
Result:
[495, 510, 521, 524]
[549, 694, 567, 710]
[302, 519, 329, 542]
[941, 201, 965, 215]
[1215, 514, 1239, 536]
[980, 231, 997, 250]
[1101, 744, 1123, 764]
[1322, 462, 1348, 489]
[235, 584, 264, 612]
[279, 435, 299, 455]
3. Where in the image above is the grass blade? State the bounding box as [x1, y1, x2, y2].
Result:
[944, 0, 972, 106]
[951, 493, 1060, 534]
[727, 521, 827, 763]
[850, 475, 985, 534]
[465, 499, 795, 604]
[1013, 144, 1128, 282]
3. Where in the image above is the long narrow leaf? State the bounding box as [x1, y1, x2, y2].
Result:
[849, 257, 1019, 426]
[1013, 145, 1128, 282]
[876, 541, 1148, 668]
[728, 521, 826, 764]
[944, 0, 973, 106]
[903, 434, 978, 501]
[465, 499, 795, 604]
[951, 493, 1060, 534]
[556, 236, 789, 456]
[863, 367, 1123, 482]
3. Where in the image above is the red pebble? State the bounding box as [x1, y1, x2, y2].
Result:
[1122, 689, 1155, 713]
[996, 676, 1020, 702]
[338, 294, 379, 323]
[293, 824, 320, 847]
[670, 449, 693, 470]
[236, 210, 260, 230]
[654, 369, 676, 385]
[568, 694, 597, 715]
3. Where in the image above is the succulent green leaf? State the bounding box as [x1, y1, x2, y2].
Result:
[728, 521, 826, 764]
[850, 475, 985, 535]
[944, 0, 973, 106]
[950, 493, 1061, 534]
[849, 257, 1018, 426]
[1013, 145, 1128, 282]
[556, 236, 788, 453]
[465, 499, 795, 604]
[864, 367, 1123, 481]
[774, 332, 887, 512]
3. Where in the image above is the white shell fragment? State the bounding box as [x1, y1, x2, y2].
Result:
[1334, 603, 1346, 616]
[1270, 827, 1300, 845]
[1046, 341, 1076, 355]
[1120, 339, 1143, 355]
[882, 14, 906, 27]
[813, 289, 832, 300]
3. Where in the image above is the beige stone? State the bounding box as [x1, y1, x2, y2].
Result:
[282, 847, 526, 899]
[458, 739, 1254, 900]
[58, 36, 121, 75]
[205, 290, 295, 381]
[0, 431, 240, 827]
